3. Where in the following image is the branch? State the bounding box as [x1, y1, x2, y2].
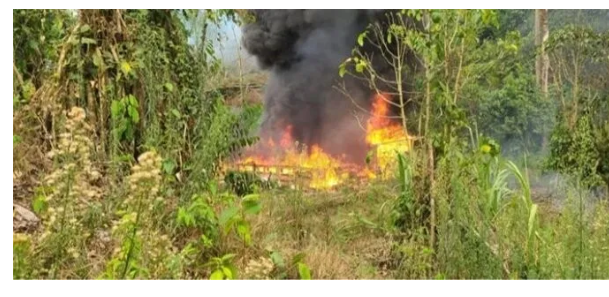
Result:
[13, 61, 24, 88]
[333, 83, 402, 120]
[453, 41, 465, 104]
[55, 24, 81, 81]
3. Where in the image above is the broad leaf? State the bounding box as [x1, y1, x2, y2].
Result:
[210, 270, 224, 280]
[297, 262, 311, 280]
[218, 206, 239, 227]
[110, 100, 122, 117]
[236, 220, 251, 245]
[221, 254, 236, 261]
[222, 267, 233, 280]
[242, 194, 261, 215]
[120, 61, 132, 75]
[270, 251, 285, 269]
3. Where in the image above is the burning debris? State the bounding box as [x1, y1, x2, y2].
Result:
[224, 10, 417, 189]
[223, 93, 413, 189]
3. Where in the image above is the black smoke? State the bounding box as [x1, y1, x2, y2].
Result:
[241, 9, 415, 164]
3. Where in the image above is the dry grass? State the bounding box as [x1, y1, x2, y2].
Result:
[227, 182, 397, 279]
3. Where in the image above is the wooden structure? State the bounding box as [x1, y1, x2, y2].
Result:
[220, 138, 411, 189]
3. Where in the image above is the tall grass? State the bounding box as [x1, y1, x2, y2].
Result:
[393, 141, 609, 279]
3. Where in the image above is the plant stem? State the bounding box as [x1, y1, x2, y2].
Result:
[121, 191, 145, 279]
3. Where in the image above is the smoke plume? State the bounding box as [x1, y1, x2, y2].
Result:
[241, 9, 410, 164]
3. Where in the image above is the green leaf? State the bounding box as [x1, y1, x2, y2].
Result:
[355, 60, 366, 73]
[93, 49, 104, 67]
[222, 267, 233, 279]
[171, 109, 181, 118]
[338, 64, 346, 78]
[357, 32, 366, 46]
[528, 204, 538, 238]
[32, 195, 47, 214]
[226, 264, 238, 280]
[120, 61, 132, 75]
[218, 206, 239, 227]
[208, 181, 218, 196]
[221, 253, 236, 262]
[176, 207, 193, 227]
[80, 24, 91, 33]
[297, 262, 311, 280]
[22, 81, 35, 100]
[28, 40, 39, 51]
[242, 194, 261, 215]
[270, 251, 285, 269]
[81, 37, 97, 45]
[110, 100, 122, 117]
[236, 220, 251, 245]
[127, 105, 140, 123]
[164, 83, 174, 92]
[210, 270, 224, 280]
[200, 234, 213, 248]
[127, 95, 138, 107]
[162, 159, 176, 174]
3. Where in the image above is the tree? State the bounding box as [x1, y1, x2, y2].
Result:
[535, 9, 549, 97]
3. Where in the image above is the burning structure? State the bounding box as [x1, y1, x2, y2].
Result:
[224, 10, 418, 189]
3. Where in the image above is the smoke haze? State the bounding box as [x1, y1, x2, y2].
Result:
[241, 9, 404, 163]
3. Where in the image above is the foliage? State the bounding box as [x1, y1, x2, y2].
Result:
[341, 9, 609, 280]
[207, 253, 238, 280]
[12, 9, 264, 280]
[218, 194, 261, 246]
[13, 9, 73, 89]
[104, 151, 172, 279]
[544, 25, 609, 188]
[176, 194, 218, 241]
[12, 9, 609, 280]
[471, 73, 553, 155]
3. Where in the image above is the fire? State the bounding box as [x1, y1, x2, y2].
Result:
[365, 93, 411, 173]
[235, 139, 346, 190]
[224, 92, 412, 189]
[279, 125, 294, 147]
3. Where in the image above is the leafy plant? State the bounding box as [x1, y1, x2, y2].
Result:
[219, 194, 261, 246]
[207, 254, 238, 280]
[266, 251, 312, 280]
[176, 194, 219, 241]
[111, 94, 140, 142]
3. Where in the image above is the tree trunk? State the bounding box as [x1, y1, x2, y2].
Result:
[535, 9, 549, 98]
[535, 9, 550, 150]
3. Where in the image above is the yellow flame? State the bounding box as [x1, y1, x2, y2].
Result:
[226, 92, 414, 188]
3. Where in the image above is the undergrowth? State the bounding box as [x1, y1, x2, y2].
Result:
[13, 9, 609, 280]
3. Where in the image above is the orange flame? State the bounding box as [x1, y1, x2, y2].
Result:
[365, 93, 411, 174]
[279, 125, 294, 147]
[366, 93, 408, 145]
[225, 92, 412, 189]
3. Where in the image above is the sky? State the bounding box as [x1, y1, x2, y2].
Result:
[185, 12, 257, 73]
